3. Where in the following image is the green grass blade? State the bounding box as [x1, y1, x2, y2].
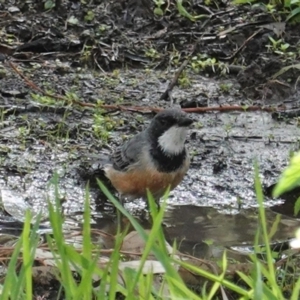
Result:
[22, 211, 34, 300]
[0, 237, 23, 299]
[97, 180, 200, 299]
[254, 163, 284, 299]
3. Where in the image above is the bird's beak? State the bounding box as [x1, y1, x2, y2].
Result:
[178, 117, 194, 127]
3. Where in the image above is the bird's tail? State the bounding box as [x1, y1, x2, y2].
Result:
[76, 152, 112, 187]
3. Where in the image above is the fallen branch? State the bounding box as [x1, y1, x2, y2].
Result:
[8, 61, 284, 115]
[183, 105, 279, 113]
[123, 105, 280, 114]
[8, 61, 97, 108]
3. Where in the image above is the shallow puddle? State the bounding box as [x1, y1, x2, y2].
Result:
[1, 67, 300, 257]
[164, 205, 299, 259]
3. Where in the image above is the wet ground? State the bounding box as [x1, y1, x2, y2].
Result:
[1, 0, 300, 260]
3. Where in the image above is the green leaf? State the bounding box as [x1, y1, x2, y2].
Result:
[294, 196, 300, 216]
[84, 11, 95, 21]
[68, 16, 79, 25]
[290, 0, 299, 5]
[44, 0, 55, 10]
[233, 0, 256, 3]
[273, 152, 300, 197]
[154, 7, 164, 16]
[176, 0, 195, 21]
[287, 7, 300, 22]
[176, 0, 207, 21]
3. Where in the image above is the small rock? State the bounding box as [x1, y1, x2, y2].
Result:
[0, 67, 7, 79]
[8, 6, 20, 13]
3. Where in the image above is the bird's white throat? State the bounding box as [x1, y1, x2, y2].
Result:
[158, 126, 187, 155]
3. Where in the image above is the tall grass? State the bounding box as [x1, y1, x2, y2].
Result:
[0, 161, 300, 299]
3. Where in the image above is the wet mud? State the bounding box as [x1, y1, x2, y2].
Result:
[0, 0, 300, 275]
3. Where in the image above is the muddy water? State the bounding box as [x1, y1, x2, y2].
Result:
[164, 205, 300, 259]
[175, 113, 297, 206]
[126, 110, 300, 209]
[1, 68, 300, 255]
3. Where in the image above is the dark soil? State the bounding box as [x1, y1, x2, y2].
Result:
[1, 0, 300, 297]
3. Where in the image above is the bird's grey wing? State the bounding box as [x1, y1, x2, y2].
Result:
[111, 133, 146, 171]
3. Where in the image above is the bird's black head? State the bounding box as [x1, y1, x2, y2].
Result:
[147, 108, 193, 172]
[147, 108, 193, 140]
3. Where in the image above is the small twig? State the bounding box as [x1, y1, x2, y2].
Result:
[160, 29, 207, 101]
[222, 28, 263, 61]
[160, 59, 189, 101]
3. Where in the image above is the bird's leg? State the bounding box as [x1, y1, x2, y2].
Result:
[155, 197, 161, 210]
[118, 194, 126, 206]
[145, 196, 161, 211]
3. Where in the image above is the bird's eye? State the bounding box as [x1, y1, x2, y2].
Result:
[160, 117, 173, 126]
[158, 115, 175, 126]
[160, 118, 168, 125]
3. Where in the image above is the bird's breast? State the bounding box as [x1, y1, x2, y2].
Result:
[105, 156, 190, 199]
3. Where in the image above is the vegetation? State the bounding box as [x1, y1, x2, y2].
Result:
[152, 0, 300, 23]
[0, 156, 299, 299]
[1, 0, 300, 298]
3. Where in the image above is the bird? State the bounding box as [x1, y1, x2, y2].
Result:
[104, 108, 193, 206]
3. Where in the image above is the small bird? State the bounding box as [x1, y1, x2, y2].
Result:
[104, 108, 193, 205]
